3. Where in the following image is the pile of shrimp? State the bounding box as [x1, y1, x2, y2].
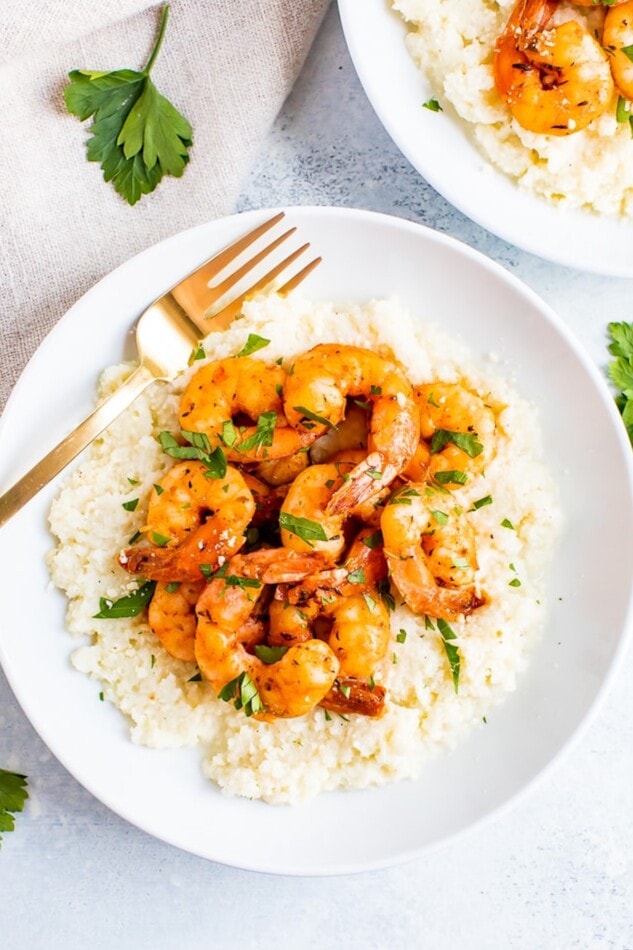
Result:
[118, 344, 496, 723]
[494, 0, 633, 136]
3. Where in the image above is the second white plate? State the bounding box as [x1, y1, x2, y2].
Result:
[338, 0, 633, 277]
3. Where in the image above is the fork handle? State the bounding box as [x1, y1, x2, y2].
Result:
[0, 363, 156, 529]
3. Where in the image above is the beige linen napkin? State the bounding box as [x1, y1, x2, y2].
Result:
[0, 0, 329, 412]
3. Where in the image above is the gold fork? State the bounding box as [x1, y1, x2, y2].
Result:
[0, 212, 321, 528]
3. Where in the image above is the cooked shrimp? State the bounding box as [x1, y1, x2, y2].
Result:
[253, 452, 309, 487]
[148, 579, 204, 662]
[221, 547, 330, 584]
[494, 0, 614, 135]
[241, 472, 287, 527]
[278, 462, 352, 561]
[281, 525, 388, 604]
[283, 344, 419, 512]
[381, 483, 484, 620]
[409, 383, 496, 487]
[119, 461, 255, 582]
[604, 1, 633, 100]
[308, 402, 368, 464]
[195, 577, 339, 720]
[269, 588, 390, 679]
[179, 357, 317, 461]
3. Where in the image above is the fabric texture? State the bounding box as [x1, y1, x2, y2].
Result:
[0, 0, 329, 411]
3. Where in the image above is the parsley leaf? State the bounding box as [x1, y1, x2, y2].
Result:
[237, 334, 271, 358]
[64, 5, 192, 205]
[217, 672, 264, 717]
[437, 618, 461, 693]
[279, 511, 329, 546]
[430, 429, 483, 458]
[608, 322, 633, 446]
[94, 580, 156, 618]
[0, 769, 28, 847]
[158, 430, 227, 478]
[237, 411, 277, 454]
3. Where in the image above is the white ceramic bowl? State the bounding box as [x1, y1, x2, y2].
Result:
[1, 206, 632, 874]
[338, 0, 633, 277]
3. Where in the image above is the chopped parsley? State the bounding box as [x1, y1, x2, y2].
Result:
[437, 618, 460, 693]
[94, 580, 156, 618]
[292, 405, 336, 429]
[236, 333, 270, 357]
[470, 495, 493, 511]
[254, 644, 289, 664]
[279, 511, 328, 546]
[122, 498, 139, 511]
[158, 429, 227, 479]
[362, 529, 383, 549]
[237, 411, 277, 453]
[217, 672, 264, 717]
[430, 429, 483, 458]
[423, 98, 442, 112]
[434, 470, 468, 486]
[189, 343, 205, 363]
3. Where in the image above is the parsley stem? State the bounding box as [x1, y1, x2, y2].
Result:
[144, 4, 170, 75]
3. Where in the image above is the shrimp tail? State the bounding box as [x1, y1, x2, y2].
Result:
[321, 679, 386, 718]
[119, 520, 245, 582]
[326, 452, 395, 515]
[227, 549, 330, 584]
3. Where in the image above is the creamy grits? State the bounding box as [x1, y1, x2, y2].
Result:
[47, 294, 561, 804]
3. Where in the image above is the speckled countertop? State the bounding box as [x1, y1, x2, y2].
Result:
[2, 6, 633, 948]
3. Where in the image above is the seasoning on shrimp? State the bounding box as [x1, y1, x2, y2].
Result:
[380, 483, 485, 621]
[195, 569, 340, 721]
[118, 461, 255, 581]
[283, 344, 420, 513]
[404, 383, 496, 486]
[178, 356, 317, 461]
[494, 0, 614, 136]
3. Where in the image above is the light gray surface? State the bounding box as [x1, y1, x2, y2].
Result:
[2, 6, 633, 947]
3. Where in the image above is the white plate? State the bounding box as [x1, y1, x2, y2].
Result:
[338, 0, 633, 277]
[1, 207, 632, 875]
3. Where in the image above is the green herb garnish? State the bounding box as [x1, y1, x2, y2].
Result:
[64, 5, 192, 205]
[607, 321, 633, 445]
[254, 644, 289, 664]
[437, 618, 460, 692]
[423, 98, 442, 112]
[0, 769, 28, 848]
[434, 470, 468, 486]
[346, 568, 366, 585]
[237, 411, 277, 453]
[293, 405, 336, 430]
[217, 671, 264, 717]
[237, 334, 271, 357]
[94, 580, 156, 618]
[279, 511, 328, 546]
[122, 498, 139, 512]
[470, 495, 493, 511]
[430, 429, 483, 457]
[158, 429, 227, 479]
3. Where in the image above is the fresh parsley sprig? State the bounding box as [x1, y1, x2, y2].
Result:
[607, 321, 633, 446]
[64, 5, 192, 205]
[0, 769, 29, 848]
